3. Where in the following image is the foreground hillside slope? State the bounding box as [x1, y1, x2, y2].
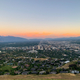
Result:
[0, 73, 80, 80]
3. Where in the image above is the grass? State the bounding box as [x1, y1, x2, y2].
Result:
[33, 58, 49, 61]
[0, 73, 80, 80]
[57, 60, 77, 69]
[0, 65, 12, 71]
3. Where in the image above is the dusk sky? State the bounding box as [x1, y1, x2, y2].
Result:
[0, 0, 80, 39]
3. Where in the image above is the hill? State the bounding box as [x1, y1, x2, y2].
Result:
[45, 36, 80, 41]
[57, 60, 77, 69]
[0, 36, 28, 42]
[0, 74, 80, 80]
[0, 36, 80, 42]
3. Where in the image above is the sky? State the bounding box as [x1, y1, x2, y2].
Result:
[0, 0, 80, 39]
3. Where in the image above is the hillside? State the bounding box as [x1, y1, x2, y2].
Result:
[57, 60, 77, 69]
[0, 36, 28, 42]
[0, 74, 80, 80]
[47, 36, 80, 41]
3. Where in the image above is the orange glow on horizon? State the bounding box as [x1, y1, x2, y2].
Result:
[0, 32, 80, 38]
[62, 33, 80, 37]
[15, 32, 53, 38]
[13, 32, 80, 38]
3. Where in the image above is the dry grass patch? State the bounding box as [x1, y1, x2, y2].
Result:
[0, 74, 80, 80]
[33, 58, 49, 61]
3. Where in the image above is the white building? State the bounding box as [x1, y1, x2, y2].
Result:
[28, 47, 38, 53]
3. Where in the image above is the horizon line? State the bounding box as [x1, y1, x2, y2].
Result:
[0, 35, 80, 39]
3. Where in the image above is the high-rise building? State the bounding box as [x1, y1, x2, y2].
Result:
[38, 45, 40, 50]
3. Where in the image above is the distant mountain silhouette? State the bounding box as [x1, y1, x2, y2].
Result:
[45, 36, 80, 41]
[0, 36, 28, 42]
[0, 36, 80, 42]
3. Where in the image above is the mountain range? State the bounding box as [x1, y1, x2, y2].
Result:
[45, 36, 80, 41]
[0, 36, 28, 42]
[0, 36, 80, 42]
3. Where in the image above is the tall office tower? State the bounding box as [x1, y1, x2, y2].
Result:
[38, 45, 40, 50]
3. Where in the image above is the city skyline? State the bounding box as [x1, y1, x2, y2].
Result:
[0, 0, 80, 39]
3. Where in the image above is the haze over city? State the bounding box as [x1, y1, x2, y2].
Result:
[0, 0, 80, 38]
